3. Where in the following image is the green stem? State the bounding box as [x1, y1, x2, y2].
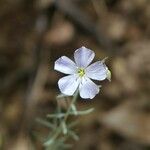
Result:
[63, 89, 79, 122]
[45, 89, 79, 146]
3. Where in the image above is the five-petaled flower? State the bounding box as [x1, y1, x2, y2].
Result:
[54, 46, 110, 99]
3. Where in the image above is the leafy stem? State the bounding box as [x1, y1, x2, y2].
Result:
[44, 89, 79, 147]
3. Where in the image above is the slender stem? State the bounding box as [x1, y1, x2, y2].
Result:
[63, 89, 79, 122]
[45, 90, 79, 146]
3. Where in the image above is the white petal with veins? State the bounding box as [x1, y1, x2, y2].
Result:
[58, 74, 80, 96]
[79, 77, 100, 99]
[74, 46, 95, 68]
[86, 61, 107, 81]
[54, 56, 77, 74]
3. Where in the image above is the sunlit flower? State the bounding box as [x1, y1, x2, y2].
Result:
[54, 46, 110, 99]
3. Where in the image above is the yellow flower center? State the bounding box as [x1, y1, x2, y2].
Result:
[77, 68, 85, 77]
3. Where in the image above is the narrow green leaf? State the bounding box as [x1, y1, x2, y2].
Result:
[71, 104, 77, 115]
[56, 94, 68, 99]
[76, 108, 95, 115]
[47, 113, 65, 118]
[47, 108, 94, 118]
[62, 121, 67, 134]
[36, 118, 55, 129]
[68, 120, 79, 128]
[44, 138, 54, 146]
[68, 130, 79, 141]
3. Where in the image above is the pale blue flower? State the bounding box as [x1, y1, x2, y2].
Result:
[54, 46, 109, 99]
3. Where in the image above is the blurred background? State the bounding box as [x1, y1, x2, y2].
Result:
[0, 0, 150, 149]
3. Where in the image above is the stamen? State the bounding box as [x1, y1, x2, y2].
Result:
[77, 68, 85, 77]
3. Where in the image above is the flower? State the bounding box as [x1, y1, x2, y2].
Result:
[54, 46, 110, 99]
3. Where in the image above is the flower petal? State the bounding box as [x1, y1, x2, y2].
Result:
[54, 56, 77, 74]
[79, 77, 100, 99]
[74, 46, 95, 68]
[58, 75, 80, 96]
[86, 61, 107, 81]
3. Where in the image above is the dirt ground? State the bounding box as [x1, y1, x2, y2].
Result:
[0, 0, 150, 150]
